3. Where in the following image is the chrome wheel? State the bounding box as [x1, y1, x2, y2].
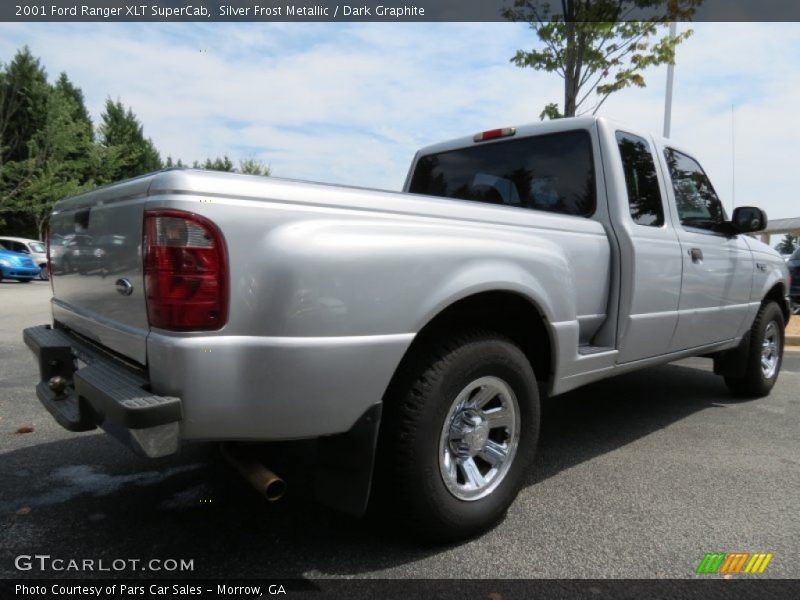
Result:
[761, 321, 780, 379]
[438, 376, 520, 501]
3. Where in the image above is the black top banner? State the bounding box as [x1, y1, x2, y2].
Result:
[3, 0, 800, 23]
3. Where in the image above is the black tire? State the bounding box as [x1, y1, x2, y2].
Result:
[374, 329, 540, 542]
[38, 265, 49, 280]
[724, 301, 785, 398]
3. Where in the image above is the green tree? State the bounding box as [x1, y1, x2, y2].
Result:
[504, 1, 701, 119]
[194, 155, 270, 176]
[97, 98, 161, 182]
[237, 157, 270, 176]
[776, 234, 797, 255]
[0, 47, 49, 166]
[2, 86, 95, 238]
[194, 155, 234, 172]
[165, 156, 185, 168]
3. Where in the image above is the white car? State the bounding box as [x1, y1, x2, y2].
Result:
[0, 236, 48, 280]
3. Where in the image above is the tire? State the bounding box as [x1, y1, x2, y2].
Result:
[39, 265, 49, 280]
[724, 301, 785, 398]
[374, 329, 540, 542]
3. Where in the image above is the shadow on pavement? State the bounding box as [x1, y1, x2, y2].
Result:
[0, 359, 745, 578]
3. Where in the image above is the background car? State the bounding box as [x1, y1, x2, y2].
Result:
[0, 248, 39, 283]
[0, 236, 49, 280]
[787, 248, 800, 314]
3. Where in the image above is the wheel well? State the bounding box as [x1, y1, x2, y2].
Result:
[763, 282, 789, 323]
[401, 291, 553, 385]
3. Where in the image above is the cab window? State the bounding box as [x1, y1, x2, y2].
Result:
[616, 132, 664, 227]
[664, 148, 726, 232]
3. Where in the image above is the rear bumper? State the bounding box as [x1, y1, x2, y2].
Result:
[23, 324, 182, 458]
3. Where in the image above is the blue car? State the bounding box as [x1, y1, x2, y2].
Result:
[0, 248, 40, 282]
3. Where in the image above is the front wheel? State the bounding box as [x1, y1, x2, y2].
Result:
[38, 265, 49, 280]
[375, 330, 540, 542]
[724, 301, 785, 397]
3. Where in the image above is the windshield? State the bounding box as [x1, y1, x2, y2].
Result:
[408, 130, 596, 217]
[29, 242, 45, 253]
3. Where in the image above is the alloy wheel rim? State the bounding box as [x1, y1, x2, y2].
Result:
[761, 321, 780, 379]
[438, 376, 520, 501]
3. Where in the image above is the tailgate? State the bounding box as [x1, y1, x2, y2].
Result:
[49, 175, 154, 365]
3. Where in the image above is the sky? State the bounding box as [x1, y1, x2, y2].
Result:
[1, 21, 798, 219]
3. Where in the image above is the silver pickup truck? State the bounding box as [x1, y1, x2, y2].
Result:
[24, 116, 789, 541]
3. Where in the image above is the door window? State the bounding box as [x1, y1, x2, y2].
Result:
[664, 148, 726, 232]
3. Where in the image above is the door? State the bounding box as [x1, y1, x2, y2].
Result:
[614, 131, 683, 363]
[661, 148, 753, 351]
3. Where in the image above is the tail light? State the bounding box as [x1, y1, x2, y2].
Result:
[143, 210, 228, 331]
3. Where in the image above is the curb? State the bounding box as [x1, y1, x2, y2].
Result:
[787, 335, 800, 347]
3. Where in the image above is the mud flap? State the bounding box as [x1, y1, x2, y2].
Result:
[713, 332, 751, 377]
[314, 402, 382, 518]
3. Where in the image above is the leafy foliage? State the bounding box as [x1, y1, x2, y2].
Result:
[504, 1, 702, 119]
[776, 234, 797, 255]
[97, 99, 162, 182]
[194, 155, 271, 176]
[0, 47, 272, 238]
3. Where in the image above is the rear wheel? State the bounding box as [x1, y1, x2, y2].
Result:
[375, 330, 540, 542]
[724, 301, 785, 397]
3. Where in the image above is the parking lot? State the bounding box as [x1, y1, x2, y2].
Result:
[1, 281, 799, 579]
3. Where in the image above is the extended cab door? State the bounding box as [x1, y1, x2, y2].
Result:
[659, 147, 753, 350]
[612, 131, 683, 363]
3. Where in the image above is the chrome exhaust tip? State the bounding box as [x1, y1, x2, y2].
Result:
[220, 443, 286, 501]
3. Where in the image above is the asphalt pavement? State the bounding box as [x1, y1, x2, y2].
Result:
[1, 281, 798, 579]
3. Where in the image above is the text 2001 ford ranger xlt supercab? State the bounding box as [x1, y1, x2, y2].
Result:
[25, 117, 789, 541]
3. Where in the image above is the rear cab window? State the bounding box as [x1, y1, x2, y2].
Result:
[408, 130, 596, 217]
[616, 131, 664, 227]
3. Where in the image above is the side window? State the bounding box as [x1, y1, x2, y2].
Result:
[664, 148, 726, 231]
[616, 131, 664, 227]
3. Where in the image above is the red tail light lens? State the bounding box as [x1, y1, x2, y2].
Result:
[143, 210, 228, 331]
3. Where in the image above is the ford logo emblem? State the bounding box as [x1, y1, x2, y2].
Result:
[115, 278, 134, 296]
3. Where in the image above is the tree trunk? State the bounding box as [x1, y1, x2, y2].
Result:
[564, 20, 577, 117]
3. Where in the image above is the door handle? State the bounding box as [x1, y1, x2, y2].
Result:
[689, 247, 703, 263]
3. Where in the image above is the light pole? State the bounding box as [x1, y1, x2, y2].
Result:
[663, 21, 677, 138]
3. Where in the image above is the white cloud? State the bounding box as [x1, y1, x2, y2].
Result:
[0, 21, 797, 219]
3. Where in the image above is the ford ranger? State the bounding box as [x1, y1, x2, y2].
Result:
[23, 117, 790, 541]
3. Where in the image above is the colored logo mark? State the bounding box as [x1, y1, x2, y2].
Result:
[696, 552, 773, 575]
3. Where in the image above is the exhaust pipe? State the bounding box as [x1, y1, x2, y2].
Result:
[220, 443, 286, 501]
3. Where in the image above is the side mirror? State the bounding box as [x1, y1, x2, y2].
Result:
[731, 206, 768, 233]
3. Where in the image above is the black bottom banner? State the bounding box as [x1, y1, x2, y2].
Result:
[2, 579, 800, 600]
